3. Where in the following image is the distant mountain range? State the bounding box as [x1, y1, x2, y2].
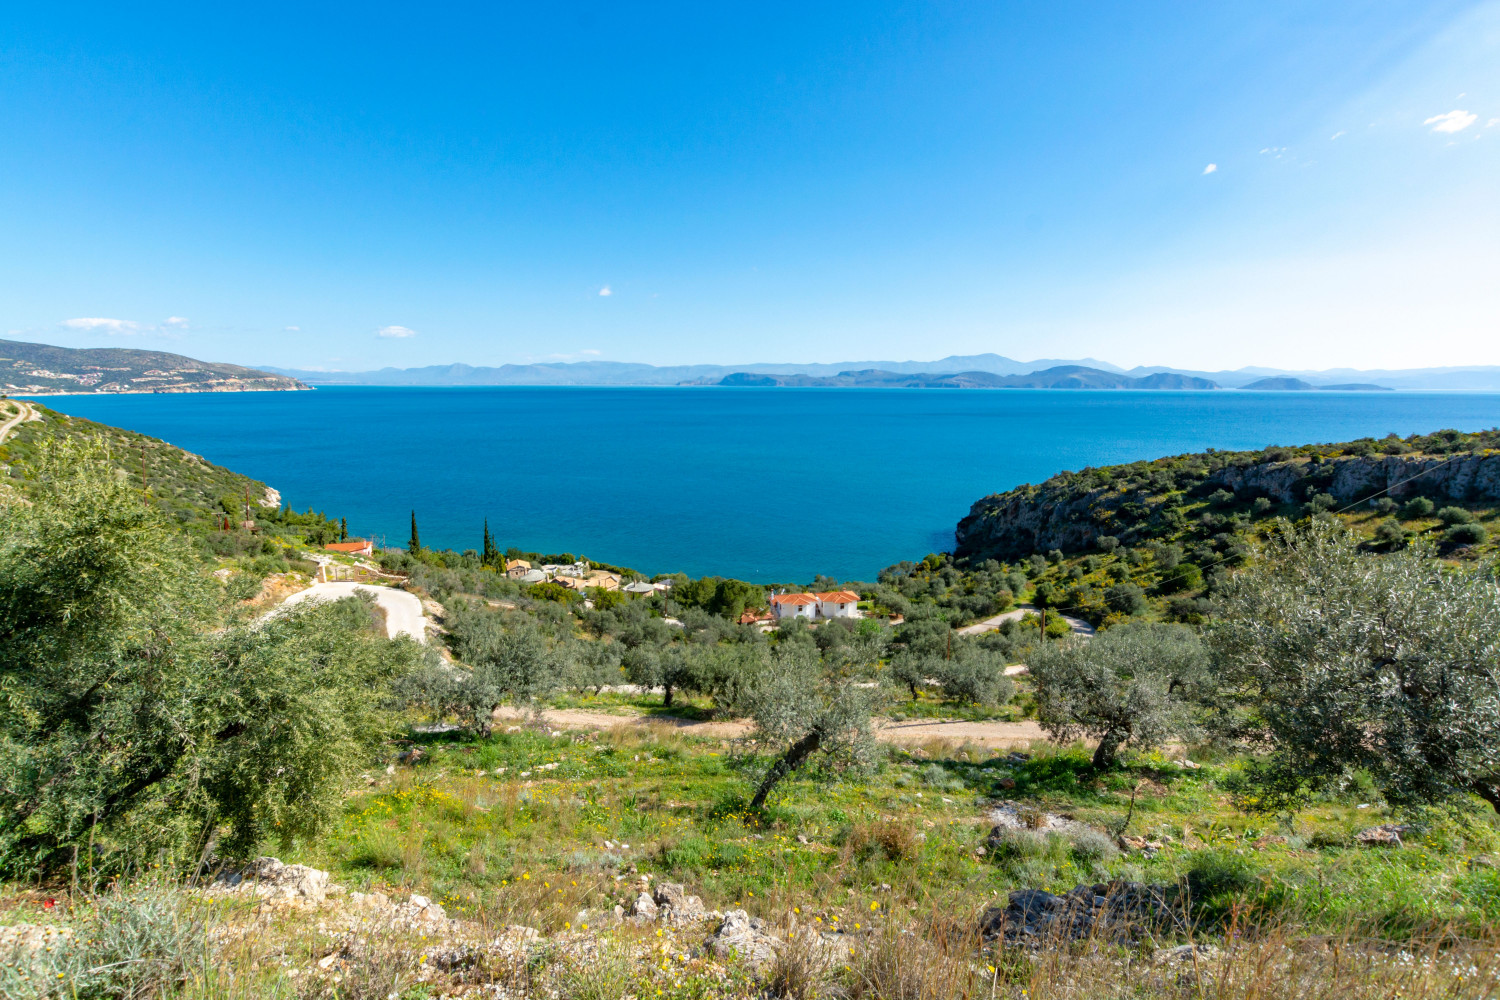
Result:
[1, 338, 307, 395]
[259, 354, 1500, 391]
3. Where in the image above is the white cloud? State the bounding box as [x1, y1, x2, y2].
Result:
[1330, 130, 1347, 140]
[285, 325, 301, 331]
[598, 285, 612, 296]
[1488, 118, 1500, 128]
[1424, 109, 1477, 133]
[376, 325, 417, 338]
[1202, 163, 1217, 175]
[61, 317, 139, 334]
[164, 316, 189, 328]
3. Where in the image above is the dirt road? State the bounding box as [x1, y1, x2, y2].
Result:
[494, 705, 1046, 748]
[0, 400, 39, 444]
[279, 582, 428, 642]
[957, 604, 1095, 638]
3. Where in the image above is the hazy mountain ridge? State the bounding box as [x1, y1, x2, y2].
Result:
[259, 356, 1500, 390]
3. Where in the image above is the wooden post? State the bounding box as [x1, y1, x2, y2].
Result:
[1040, 607, 1046, 641]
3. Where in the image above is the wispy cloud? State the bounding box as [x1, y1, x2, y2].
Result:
[1488, 118, 1500, 129]
[598, 285, 612, 297]
[1330, 130, 1347, 140]
[376, 325, 417, 338]
[285, 325, 301, 332]
[164, 316, 189, 328]
[62, 317, 139, 334]
[1202, 163, 1218, 175]
[1424, 110, 1477, 133]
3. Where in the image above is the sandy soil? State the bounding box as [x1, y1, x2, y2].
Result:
[494, 705, 1047, 748]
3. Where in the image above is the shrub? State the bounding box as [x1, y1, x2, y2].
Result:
[1437, 506, 1474, 526]
[1158, 562, 1203, 594]
[1103, 582, 1148, 615]
[842, 820, 920, 864]
[1067, 827, 1120, 865]
[1372, 497, 1398, 515]
[1252, 496, 1274, 515]
[1446, 522, 1489, 546]
[1400, 496, 1435, 519]
[1371, 519, 1408, 551]
[1186, 849, 1259, 907]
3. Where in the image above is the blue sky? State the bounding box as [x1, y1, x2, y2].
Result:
[2, 2, 1496, 371]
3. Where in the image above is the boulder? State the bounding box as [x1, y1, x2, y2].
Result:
[979, 880, 1184, 945]
[653, 882, 706, 921]
[631, 892, 659, 919]
[709, 909, 780, 970]
[1356, 824, 1411, 847]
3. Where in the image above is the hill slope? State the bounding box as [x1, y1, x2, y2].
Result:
[0, 338, 308, 395]
[696, 365, 1220, 389]
[955, 428, 1500, 563]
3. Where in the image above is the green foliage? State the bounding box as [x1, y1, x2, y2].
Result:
[0, 887, 209, 998]
[0, 444, 419, 873]
[1446, 522, 1489, 546]
[1438, 506, 1474, 526]
[1028, 621, 1208, 769]
[1400, 496, 1435, 520]
[1371, 518, 1409, 550]
[1208, 519, 1500, 814]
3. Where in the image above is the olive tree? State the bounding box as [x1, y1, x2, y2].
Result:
[1208, 520, 1500, 813]
[0, 445, 420, 873]
[1027, 621, 1208, 769]
[746, 646, 874, 809]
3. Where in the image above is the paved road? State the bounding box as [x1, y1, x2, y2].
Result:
[0, 401, 38, 444]
[279, 582, 428, 642]
[957, 603, 1095, 638]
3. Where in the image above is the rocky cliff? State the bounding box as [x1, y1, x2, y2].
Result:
[954, 430, 1500, 563]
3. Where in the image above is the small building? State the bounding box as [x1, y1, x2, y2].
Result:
[325, 539, 373, 557]
[739, 608, 774, 625]
[622, 581, 656, 597]
[769, 589, 863, 620]
[769, 592, 819, 620]
[516, 569, 548, 585]
[505, 559, 534, 579]
[814, 590, 862, 618]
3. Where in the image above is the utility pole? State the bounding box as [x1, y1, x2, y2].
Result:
[1039, 607, 1046, 641]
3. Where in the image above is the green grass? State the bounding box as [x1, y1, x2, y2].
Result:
[300, 725, 1500, 942]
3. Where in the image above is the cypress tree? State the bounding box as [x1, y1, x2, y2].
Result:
[340, 516, 348, 542]
[408, 511, 421, 554]
[482, 519, 500, 567]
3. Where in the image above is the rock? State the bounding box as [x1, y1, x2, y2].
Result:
[212, 857, 338, 904]
[1156, 943, 1219, 965]
[709, 909, 781, 970]
[426, 945, 477, 972]
[632, 892, 659, 919]
[1356, 824, 1411, 847]
[654, 882, 706, 920]
[397, 748, 425, 765]
[1118, 834, 1165, 857]
[796, 834, 809, 845]
[979, 879, 1184, 946]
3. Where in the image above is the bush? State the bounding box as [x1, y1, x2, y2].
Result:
[1438, 506, 1475, 526]
[1103, 582, 1148, 615]
[1186, 849, 1260, 910]
[841, 820, 920, 864]
[1067, 827, 1120, 865]
[1157, 562, 1202, 594]
[1371, 519, 1408, 550]
[1372, 497, 1398, 515]
[1400, 496, 1435, 519]
[1446, 522, 1488, 546]
[1252, 496, 1274, 515]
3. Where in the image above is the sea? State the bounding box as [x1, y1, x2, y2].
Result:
[36, 386, 1500, 582]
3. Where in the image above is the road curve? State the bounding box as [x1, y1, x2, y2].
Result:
[956, 603, 1095, 638]
[279, 582, 428, 643]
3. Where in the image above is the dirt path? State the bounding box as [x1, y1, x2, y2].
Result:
[495, 705, 1046, 748]
[278, 582, 429, 642]
[0, 400, 39, 444]
[957, 603, 1095, 638]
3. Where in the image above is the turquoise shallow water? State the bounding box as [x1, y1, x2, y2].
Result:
[37, 386, 1500, 582]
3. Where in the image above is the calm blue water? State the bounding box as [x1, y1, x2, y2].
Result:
[36, 387, 1500, 582]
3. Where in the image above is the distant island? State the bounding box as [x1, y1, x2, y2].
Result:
[686, 365, 1220, 389]
[258, 353, 1500, 391]
[1239, 376, 1391, 392]
[0, 338, 307, 395]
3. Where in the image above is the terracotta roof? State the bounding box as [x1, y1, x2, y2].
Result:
[815, 590, 861, 603]
[738, 609, 773, 624]
[324, 540, 371, 553]
[770, 593, 818, 605]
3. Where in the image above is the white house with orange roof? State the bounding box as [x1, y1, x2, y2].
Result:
[769, 589, 862, 620]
